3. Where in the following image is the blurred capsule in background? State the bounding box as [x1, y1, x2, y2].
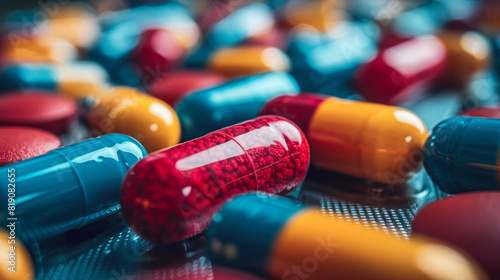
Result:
[436, 31, 491, 89]
[176, 71, 299, 140]
[0, 126, 60, 166]
[260, 94, 428, 183]
[287, 20, 379, 95]
[207, 193, 487, 280]
[0, 229, 33, 280]
[208, 46, 290, 77]
[87, 87, 180, 153]
[460, 105, 500, 118]
[0, 92, 78, 135]
[0, 134, 147, 242]
[424, 116, 500, 193]
[206, 3, 274, 48]
[412, 191, 500, 279]
[120, 116, 309, 243]
[354, 35, 447, 105]
[0, 36, 77, 64]
[148, 70, 226, 107]
[280, 0, 343, 32]
[0, 62, 109, 99]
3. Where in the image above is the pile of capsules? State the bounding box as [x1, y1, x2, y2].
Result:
[1, 0, 500, 279]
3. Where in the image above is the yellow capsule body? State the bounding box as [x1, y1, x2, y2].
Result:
[209, 46, 290, 78]
[88, 87, 181, 152]
[0, 229, 34, 280]
[1, 37, 77, 64]
[283, 0, 343, 32]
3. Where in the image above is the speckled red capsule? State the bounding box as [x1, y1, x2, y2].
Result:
[120, 116, 310, 244]
[132, 27, 184, 73]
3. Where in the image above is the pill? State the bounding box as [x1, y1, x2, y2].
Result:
[0, 92, 78, 135]
[423, 116, 500, 193]
[260, 94, 428, 183]
[280, 0, 343, 32]
[148, 70, 226, 106]
[0, 134, 147, 242]
[0, 229, 33, 280]
[132, 27, 184, 73]
[0, 36, 77, 64]
[436, 31, 491, 88]
[207, 193, 487, 280]
[176, 71, 299, 141]
[459, 106, 500, 118]
[0, 126, 60, 166]
[87, 86, 181, 153]
[208, 46, 290, 78]
[206, 3, 274, 47]
[412, 191, 500, 279]
[354, 35, 447, 105]
[120, 116, 310, 243]
[0, 62, 109, 99]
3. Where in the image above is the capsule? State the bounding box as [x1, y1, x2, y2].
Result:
[281, 0, 343, 32]
[206, 3, 274, 47]
[460, 106, 500, 119]
[260, 94, 428, 183]
[207, 193, 487, 280]
[176, 71, 299, 140]
[208, 46, 290, 78]
[0, 126, 60, 166]
[148, 70, 226, 106]
[424, 116, 500, 193]
[0, 93, 78, 135]
[0, 229, 33, 280]
[120, 116, 310, 244]
[0, 62, 109, 99]
[354, 35, 447, 105]
[436, 31, 491, 88]
[87, 87, 181, 153]
[0, 36, 77, 64]
[0, 134, 147, 242]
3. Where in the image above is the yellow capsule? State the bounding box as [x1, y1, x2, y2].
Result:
[0, 229, 34, 280]
[208, 46, 290, 78]
[44, 4, 100, 49]
[1, 36, 77, 64]
[437, 31, 491, 88]
[88, 87, 181, 152]
[282, 0, 343, 32]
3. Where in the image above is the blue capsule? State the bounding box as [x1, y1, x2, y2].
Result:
[424, 116, 500, 194]
[0, 134, 147, 242]
[176, 71, 299, 140]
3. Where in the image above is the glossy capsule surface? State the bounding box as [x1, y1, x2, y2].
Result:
[120, 116, 310, 244]
[0, 62, 108, 99]
[354, 35, 447, 105]
[0, 228, 33, 280]
[208, 46, 290, 78]
[207, 193, 487, 280]
[176, 71, 299, 140]
[0, 134, 147, 242]
[87, 87, 181, 153]
[424, 116, 500, 193]
[260, 94, 428, 183]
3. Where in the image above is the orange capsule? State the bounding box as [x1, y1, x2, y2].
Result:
[281, 0, 343, 32]
[209, 46, 290, 77]
[0, 229, 34, 280]
[1, 36, 77, 64]
[87, 87, 181, 153]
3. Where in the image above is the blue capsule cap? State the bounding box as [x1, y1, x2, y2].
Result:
[207, 193, 304, 277]
[0, 134, 147, 242]
[206, 3, 274, 47]
[176, 71, 300, 141]
[0, 64, 57, 92]
[424, 116, 500, 193]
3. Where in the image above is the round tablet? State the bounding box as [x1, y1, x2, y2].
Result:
[0, 93, 78, 135]
[412, 191, 500, 279]
[0, 126, 61, 166]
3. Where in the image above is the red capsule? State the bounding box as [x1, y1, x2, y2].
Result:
[132, 27, 184, 73]
[148, 70, 226, 106]
[354, 35, 447, 105]
[459, 106, 500, 118]
[120, 116, 310, 243]
[0, 92, 78, 135]
[0, 126, 60, 166]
